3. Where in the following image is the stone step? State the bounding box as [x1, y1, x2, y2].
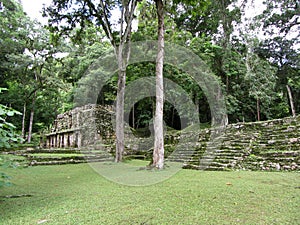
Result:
[254, 138, 300, 144]
[28, 155, 112, 162]
[23, 150, 114, 166]
[260, 151, 299, 157]
[29, 158, 113, 166]
[215, 148, 246, 153]
[166, 158, 190, 163]
[167, 156, 193, 161]
[11, 149, 82, 155]
[168, 150, 196, 155]
[182, 163, 228, 171]
[252, 145, 300, 152]
[167, 153, 194, 158]
[241, 161, 299, 171]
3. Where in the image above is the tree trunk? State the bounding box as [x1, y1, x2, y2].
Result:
[171, 106, 175, 128]
[115, 54, 126, 163]
[286, 85, 296, 117]
[152, 0, 165, 169]
[97, 1, 136, 162]
[132, 104, 135, 129]
[195, 94, 199, 116]
[256, 97, 260, 121]
[226, 75, 229, 93]
[212, 86, 228, 126]
[21, 102, 26, 142]
[27, 92, 36, 143]
[115, 24, 132, 162]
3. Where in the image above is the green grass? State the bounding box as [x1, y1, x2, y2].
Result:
[0, 162, 299, 224]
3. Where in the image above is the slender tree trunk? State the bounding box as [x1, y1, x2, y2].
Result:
[256, 97, 260, 122]
[114, 0, 137, 162]
[27, 92, 36, 143]
[115, 21, 132, 162]
[152, 0, 165, 169]
[115, 69, 126, 162]
[195, 95, 199, 122]
[217, 87, 229, 126]
[226, 75, 229, 93]
[98, 1, 136, 162]
[132, 104, 135, 129]
[212, 86, 228, 126]
[171, 107, 175, 128]
[21, 102, 26, 142]
[286, 85, 296, 117]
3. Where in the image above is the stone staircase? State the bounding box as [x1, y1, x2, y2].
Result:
[5, 144, 114, 166]
[166, 130, 208, 164]
[173, 116, 300, 171]
[235, 117, 300, 171]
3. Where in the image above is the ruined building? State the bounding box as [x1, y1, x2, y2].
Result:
[45, 104, 114, 148]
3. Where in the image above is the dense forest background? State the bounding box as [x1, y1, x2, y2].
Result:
[0, 0, 299, 144]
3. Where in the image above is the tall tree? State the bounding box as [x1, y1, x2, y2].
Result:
[0, 0, 64, 142]
[44, 0, 138, 162]
[6, 17, 63, 142]
[152, 0, 164, 169]
[255, 0, 300, 117]
[245, 39, 277, 121]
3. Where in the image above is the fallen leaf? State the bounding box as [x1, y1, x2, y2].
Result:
[37, 219, 48, 224]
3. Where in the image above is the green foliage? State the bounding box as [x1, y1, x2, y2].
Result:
[0, 0, 27, 81]
[0, 88, 23, 148]
[0, 88, 24, 188]
[0, 105, 21, 148]
[244, 47, 277, 120]
[253, 1, 300, 116]
[258, 0, 300, 36]
[171, 0, 212, 36]
[0, 154, 20, 187]
[0, 0, 299, 141]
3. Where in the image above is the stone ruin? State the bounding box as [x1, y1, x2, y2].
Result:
[45, 104, 114, 148]
[44, 104, 300, 171]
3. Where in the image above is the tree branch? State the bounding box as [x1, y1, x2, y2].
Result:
[122, 0, 137, 42]
[98, 0, 116, 48]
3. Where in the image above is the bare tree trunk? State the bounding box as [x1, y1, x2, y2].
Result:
[113, 1, 137, 162]
[152, 0, 165, 169]
[132, 104, 135, 129]
[21, 102, 26, 142]
[171, 107, 175, 128]
[115, 28, 132, 163]
[212, 86, 228, 126]
[115, 68, 126, 162]
[256, 97, 260, 122]
[220, 87, 228, 126]
[226, 75, 229, 93]
[195, 94, 199, 116]
[286, 85, 296, 117]
[27, 92, 36, 143]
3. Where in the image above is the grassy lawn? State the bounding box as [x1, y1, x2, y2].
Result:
[0, 162, 299, 225]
